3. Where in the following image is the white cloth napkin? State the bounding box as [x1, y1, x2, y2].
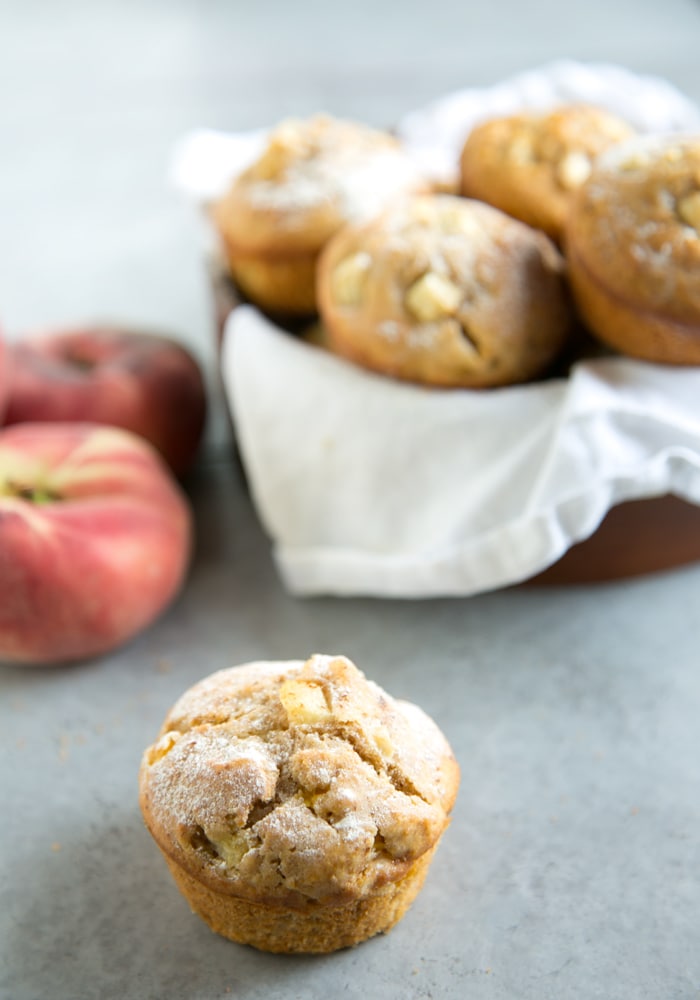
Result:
[222, 308, 700, 596]
[174, 61, 700, 597]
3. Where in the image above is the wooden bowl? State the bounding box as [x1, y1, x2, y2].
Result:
[529, 494, 700, 584]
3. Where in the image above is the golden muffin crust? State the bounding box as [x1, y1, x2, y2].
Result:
[459, 104, 635, 241]
[212, 115, 425, 314]
[317, 193, 572, 388]
[139, 654, 459, 951]
[565, 135, 700, 364]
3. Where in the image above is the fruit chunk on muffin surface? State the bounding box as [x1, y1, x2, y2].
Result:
[139, 654, 459, 953]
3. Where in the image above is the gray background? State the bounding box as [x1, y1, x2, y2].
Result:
[2, 2, 700, 998]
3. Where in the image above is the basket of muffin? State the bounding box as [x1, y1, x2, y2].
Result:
[192, 67, 700, 590]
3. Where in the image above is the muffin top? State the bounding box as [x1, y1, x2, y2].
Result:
[213, 115, 425, 255]
[565, 134, 700, 325]
[139, 654, 459, 909]
[317, 193, 571, 387]
[460, 103, 635, 239]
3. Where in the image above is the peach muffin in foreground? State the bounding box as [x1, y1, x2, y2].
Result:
[139, 654, 459, 953]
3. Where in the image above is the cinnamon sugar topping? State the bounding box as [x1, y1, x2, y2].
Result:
[139, 655, 459, 905]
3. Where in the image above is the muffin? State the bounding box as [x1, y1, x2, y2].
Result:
[139, 654, 459, 953]
[565, 135, 700, 364]
[212, 115, 426, 315]
[459, 103, 635, 242]
[316, 194, 572, 388]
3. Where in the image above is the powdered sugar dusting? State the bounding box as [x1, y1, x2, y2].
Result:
[140, 654, 459, 902]
[242, 117, 423, 223]
[576, 134, 700, 307]
[147, 729, 278, 832]
[247, 149, 421, 221]
[379, 320, 401, 342]
[405, 324, 441, 349]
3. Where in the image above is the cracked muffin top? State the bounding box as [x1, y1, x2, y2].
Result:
[139, 654, 459, 910]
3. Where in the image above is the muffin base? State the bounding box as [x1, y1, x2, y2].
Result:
[226, 250, 318, 316]
[567, 237, 700, 366]
[164, 847, 436, 954]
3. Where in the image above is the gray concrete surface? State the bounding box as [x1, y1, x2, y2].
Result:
[2, 2, 700, 998]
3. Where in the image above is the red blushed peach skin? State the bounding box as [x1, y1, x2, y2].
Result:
[5, 327, 207, 478]
[0, 329, 10, 423]
[0, 423, 193, 664]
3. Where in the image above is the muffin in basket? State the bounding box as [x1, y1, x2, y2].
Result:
[565, 134, 700, 364]
[317, 193, 572, 388]
[211, 115, 426, 315]
[459, 103, 635, 242]
[139, 654, 459, 953]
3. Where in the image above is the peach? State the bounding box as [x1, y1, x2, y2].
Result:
[0, 422, 192, 664]
[4, 326, 207, 477]
[0, 327, 10, 423]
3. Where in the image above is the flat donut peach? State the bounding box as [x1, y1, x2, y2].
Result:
[5, 326, 206, 477]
